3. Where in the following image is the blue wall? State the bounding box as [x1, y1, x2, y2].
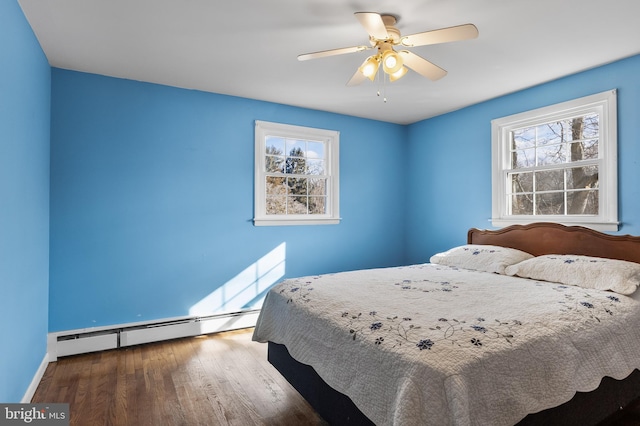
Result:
[5, 0, 639, 398]
[0, 1, 51, 402]
[49, 55, 640, 332]
[405, 55, 640, 264]
[49, 70, 407, 331]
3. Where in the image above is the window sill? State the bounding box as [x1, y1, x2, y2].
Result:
[253, 217, 341, 227]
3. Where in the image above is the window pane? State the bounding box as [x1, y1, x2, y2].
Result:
[287, 177, 307, 196]
[307, 159, 325, 175]
[287, 195, 308, 214]
[286, 140, 306, 157]
[570, 140, 598, 161]
[285, 157, 307, 175]
[512, 148, 535, 169]
[306, 141, 325, 159]
[567, 165, 598, 190]
[266, 137, 285, 155]
[266, 176, 287, 195]
[265, 155, 284, 173]
[266, 137, 285, 173]
[266, 196, 287, 215]
[535, 192, 564, 215]
[582, 113, 599, 138]
[536, 143, 566, 165]
[537, 122, 565, 145]
[567, 190, 598, 215]
[309, 178, 326, 196]
[535, 169, 564, 191]
[583, 139, 598, 159]
[509, 172, 533, 193]
[511, 194, 533, 215]
[309, 196, 326, 214]
[512, 127, 536, 150]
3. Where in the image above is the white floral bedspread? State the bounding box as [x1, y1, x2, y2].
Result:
[252, 263, 640, 426]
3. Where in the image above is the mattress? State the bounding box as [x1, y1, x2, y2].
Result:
[252, 263, 640, 426]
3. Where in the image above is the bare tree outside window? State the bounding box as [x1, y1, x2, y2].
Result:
[509, 113, 599, 216]
[264, 138, 328, 216]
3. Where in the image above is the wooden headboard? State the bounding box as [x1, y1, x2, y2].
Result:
[468, 222, 640, 264]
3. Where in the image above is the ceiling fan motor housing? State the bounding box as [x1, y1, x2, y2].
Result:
[382, 14, 401, 44]
[368, 14, 401, 45]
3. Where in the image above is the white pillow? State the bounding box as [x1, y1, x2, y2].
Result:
[505, 254, 640, 295]
[430, 244, 534, 274]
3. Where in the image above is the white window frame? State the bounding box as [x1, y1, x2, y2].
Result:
[491, 90, 618, 232]
[254, 120, 340, 226]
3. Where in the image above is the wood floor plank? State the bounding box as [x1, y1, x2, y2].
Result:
[33, 329, 326, 426]
[112, 350, 128, 426]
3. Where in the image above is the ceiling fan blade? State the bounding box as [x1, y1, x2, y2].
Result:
[298, 45, 370, 61]
[401, 24, 479, 47]
[354, 12, 389, 40]
[399, 50, 447, 81]
[346, 68, 367, 86]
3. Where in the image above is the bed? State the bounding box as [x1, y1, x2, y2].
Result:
[252, 223, 640, 425]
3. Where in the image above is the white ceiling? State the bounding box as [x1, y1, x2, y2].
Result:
[17, 0, 640, 125]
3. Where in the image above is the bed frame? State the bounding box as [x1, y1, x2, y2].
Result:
[467, 222, 640, 264]
[267, 223, 640, 425]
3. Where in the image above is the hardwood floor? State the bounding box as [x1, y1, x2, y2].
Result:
[32, 328, 327, 426]
[32, 328, 640, 426]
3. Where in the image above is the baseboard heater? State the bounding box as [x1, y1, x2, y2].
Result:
[49, 309, 260, 361]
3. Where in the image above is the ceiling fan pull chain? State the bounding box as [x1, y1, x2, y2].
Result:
[383, 72, 388, 103]
[377, 68, 387, 103]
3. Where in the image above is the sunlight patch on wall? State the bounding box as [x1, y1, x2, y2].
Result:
[189, 243, 286, 316]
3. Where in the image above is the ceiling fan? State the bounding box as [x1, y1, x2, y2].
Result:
[298, 12, 478, 86]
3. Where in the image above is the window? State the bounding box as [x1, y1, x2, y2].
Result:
[491, 90, 618, 232]
[254, 121, 340, 226]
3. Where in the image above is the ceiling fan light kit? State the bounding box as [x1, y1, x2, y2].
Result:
[359, 56, 380, 81]
[389, 66, 408, 82]
[298, 11, 478, 90]
[381, 48, 403, 74]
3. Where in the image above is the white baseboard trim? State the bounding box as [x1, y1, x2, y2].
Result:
[47, 309, 260, 361]
[22, 352, 50, 403]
